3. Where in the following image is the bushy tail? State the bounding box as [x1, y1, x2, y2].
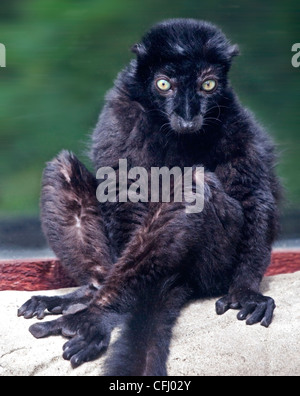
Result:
[104, 278, 190, 376]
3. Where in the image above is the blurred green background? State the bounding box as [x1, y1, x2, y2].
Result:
[0, 0, 299, 243]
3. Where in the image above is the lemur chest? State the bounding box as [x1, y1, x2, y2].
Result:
[120, 134, 214, 170]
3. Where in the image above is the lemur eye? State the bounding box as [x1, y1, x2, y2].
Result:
[201, 79, 217, 92]
[156, 79, 172, 92]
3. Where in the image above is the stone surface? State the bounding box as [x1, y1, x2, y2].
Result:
[0, 272, 299, 376]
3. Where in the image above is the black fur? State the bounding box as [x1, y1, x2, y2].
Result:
[18, 19, 281, 376]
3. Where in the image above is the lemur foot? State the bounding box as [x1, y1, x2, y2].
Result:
[216, 290, 276, 327]
[17, 284, 97, 320]
[29, 307, 111, 368]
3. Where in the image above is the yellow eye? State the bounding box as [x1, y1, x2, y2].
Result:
[202, 79, 217, 92]
[156, 79, 172, 92]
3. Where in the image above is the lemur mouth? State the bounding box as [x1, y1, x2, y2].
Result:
[170, 114, 203, 134]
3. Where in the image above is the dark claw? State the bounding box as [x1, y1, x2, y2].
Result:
[246, 303, 266, 325]
[70, 355, 83, 369]
[260, 298, 276, 328]
[36, 307, 47, 320]
[237, 302, 256, 321]
[260, 317, 271, 328]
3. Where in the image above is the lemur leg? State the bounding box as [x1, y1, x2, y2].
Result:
[29, 172, 244, 369]
[103, 280, 192, 376]
[91, 172, 244, 311]
[18, 151, 113, 319]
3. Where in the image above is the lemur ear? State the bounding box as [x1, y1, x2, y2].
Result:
[131, 43, 147, 58]
[228, 44, 240, 58]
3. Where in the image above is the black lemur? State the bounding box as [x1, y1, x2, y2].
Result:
[18, 19, 281, 376]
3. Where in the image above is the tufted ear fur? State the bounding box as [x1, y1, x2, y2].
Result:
[131, 43, 147, 58]
[228, 44, 240, 58]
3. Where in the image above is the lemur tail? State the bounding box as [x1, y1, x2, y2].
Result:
[103, 277, 190, 376]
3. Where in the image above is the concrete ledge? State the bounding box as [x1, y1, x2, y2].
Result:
[0, 272, 299, 376]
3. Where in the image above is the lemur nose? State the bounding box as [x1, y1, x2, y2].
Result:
[180, 119, 194, 130]
[177, 115, 203, 132]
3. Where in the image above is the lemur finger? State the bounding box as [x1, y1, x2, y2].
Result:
[29, 317, 64, 338]
[260, 299, 276, 328]
[215, 296, 231, 315]
[237, 302, 256, 321]
[246, 304, 266, 325]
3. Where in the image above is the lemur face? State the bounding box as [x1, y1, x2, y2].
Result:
[131, 19, 238, 134]
[151, 61, 221, 134]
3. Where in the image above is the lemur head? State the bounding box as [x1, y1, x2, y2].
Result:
[130, 19, 239, 134]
